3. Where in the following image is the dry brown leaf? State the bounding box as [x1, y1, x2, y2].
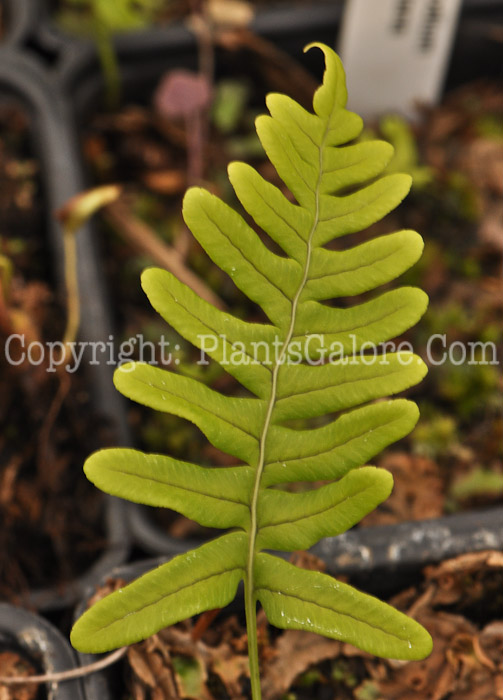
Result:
[478, 201, 503, 252]
[157, 626, 243, 699]
[478, 622, 503, 673]
[209, 651, 249, 699]
[0, 652, 38, 700]
[142, 170, 186, 195]
[459, 139, 503, 196]
[128, 646, 157, 688]
[422, 551, 503, 608]
[129, 635, 179, 700]
[289, 550, 326, 573]
[362, 453, 444, 525]
[373, 611, 475, 700]
[261, 630, 340, 699]
[495, 674, 503, 698]
[473, 634, 496, 671]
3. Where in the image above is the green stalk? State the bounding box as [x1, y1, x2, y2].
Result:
[61, 222, 80, 365]
[244, 580, 261, 700]
[244, 110, 330, 700]
[93, 17, 120, 109]
[58, 185, 121, 364]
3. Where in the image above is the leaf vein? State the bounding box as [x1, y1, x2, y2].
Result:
[128, 372, 259, 442]
[200, 206, 291, 303]
[318, 183, 398, 223]
[278, 367, 409, 403]
[99, 567, 246, 632]
[155, 276, 273, 374]
[104, 466, 249, 506]
[256, 587, 411, 642]
[261, 491, 355, 527]
[267, 413, 403, 466]
[247, 179, 307, 246]
[308, 248, 397, 282]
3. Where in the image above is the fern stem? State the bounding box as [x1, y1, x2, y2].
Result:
[245, 110, 329, 699]
[244, 580, 262, 700]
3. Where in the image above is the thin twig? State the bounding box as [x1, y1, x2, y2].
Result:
[0, 646, 127, 686]
[37, 371, 71, 479]
[175, 0, 215, 260]
[105, 200, 225, 309]
[61, 222, 80, 363]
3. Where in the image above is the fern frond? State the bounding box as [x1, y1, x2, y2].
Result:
[72, 43, 432, 686]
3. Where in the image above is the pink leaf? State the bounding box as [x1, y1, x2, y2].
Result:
[154, 70, 212, 119]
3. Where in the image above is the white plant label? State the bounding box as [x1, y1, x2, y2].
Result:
[338, 0, 463, 120]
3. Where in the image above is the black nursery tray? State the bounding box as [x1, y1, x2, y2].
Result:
[21, 0, 502, 589]
[0, 0, 38, 47]
[0, 0, 500, 616]
[0, 49, 129, 610]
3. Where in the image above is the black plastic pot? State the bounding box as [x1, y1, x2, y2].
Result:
[31, 1, 344, 121]
[1, 0, 38, 48]
[0, 603, 85, 699]
[312, 507, 503, 595]
[447, 0, 503, 88]
[0, 51, 130, 611]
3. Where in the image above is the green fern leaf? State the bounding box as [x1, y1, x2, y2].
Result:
[85, 449, 252, 529]
[71, 43, 432, 695]
[255, 553, 427, 659]
[256, 467, 393, 550]
[73, 533, 246, 654]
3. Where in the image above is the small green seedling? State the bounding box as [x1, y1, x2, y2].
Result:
[71, 44, 432, 698]
[58, 0, 163, 107]
[57, 184, 121, 362]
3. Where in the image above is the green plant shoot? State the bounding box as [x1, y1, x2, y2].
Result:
[71, 43, 432, 698]
[58, 0, 163, 107]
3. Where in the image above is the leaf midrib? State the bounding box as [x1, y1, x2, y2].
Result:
[246, 99, 334, 591]
[96, 567, 245, 632]
[201, 206, 291, 304]
[255, 585, 411, 643]
[265, 410, 404, 468]
[276, 364, 413, 403]
[261, 489, 360, 528]
[104, 465, 249, 506]
[156, 275, 273, 375]
[307, 247, 398, 282]
[127, 369, 259, 442]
